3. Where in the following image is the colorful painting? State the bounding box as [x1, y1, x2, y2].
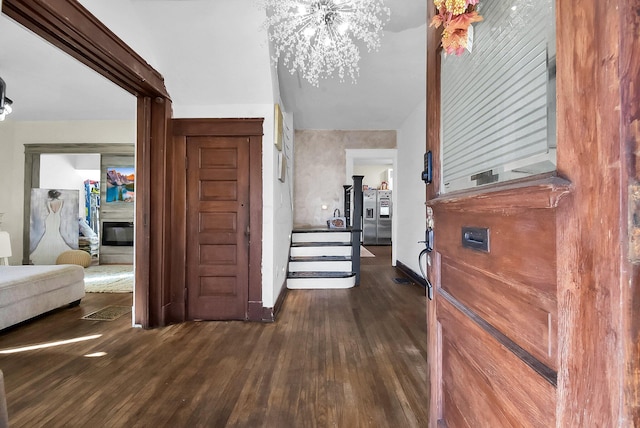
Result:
[106, 166, 135, 203]
[29, 188, 79, 265]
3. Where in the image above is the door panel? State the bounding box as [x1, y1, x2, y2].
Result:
[439, 295, 555, 427]
[186, 136, 250, 320]
[427, 181, 568, 426]
[434, 207, 558, 369]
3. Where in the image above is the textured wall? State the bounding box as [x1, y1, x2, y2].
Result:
[294, 130, 396, 226]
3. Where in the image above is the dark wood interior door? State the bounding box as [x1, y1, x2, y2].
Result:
[186, 136, 250, 320]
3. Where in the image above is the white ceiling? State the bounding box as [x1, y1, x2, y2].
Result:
[0, 0, 426, 130]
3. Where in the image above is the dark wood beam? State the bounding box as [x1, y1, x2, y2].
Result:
[2, 0, 169, 98]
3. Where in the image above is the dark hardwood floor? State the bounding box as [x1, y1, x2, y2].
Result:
[0, 250, 428, 427]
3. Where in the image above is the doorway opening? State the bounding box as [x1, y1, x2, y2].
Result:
[345, 148, 398, 266]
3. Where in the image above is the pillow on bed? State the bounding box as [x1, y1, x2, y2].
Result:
[56, 250, 92, 268]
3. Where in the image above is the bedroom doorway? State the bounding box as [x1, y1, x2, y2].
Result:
[23, 144, 135, 266]
[38, 153, 101, 263]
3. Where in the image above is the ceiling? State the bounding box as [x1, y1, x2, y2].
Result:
[0, 0, 426, 130]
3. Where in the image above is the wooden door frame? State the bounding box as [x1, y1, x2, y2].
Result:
[426, 0, 640, 424]
[4, 0, 172, 328]
[170, 119, 263, 323]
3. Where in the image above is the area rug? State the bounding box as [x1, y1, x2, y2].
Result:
[82, 305, 131, 321]
[84, 265, 133, 293]
[360, 246, 375, 257]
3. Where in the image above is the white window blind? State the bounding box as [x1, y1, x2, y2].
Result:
[441, 0, 556, 192]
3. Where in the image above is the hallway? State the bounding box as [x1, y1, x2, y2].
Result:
[0, 254, 428, 427]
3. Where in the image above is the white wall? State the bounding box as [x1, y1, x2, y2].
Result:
[271, 110, 294, 307]
[395, 99, 427, 275]
[0, 120, 135, 265]
[0, 121, 19, 260]
[353, 164, 393, 190]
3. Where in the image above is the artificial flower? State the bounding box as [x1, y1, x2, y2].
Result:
[430, 0, 483, 56]
[442, 28, 468, 56]
[447, 11, 483, 32]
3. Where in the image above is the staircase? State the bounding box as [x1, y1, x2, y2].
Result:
[287, 228, 357, 289]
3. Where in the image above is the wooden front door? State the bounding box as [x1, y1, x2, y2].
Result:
[426, 1, 639, 426]
[185, 136, 250, 320]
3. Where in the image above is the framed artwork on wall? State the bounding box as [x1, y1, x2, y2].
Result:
[106, 166, 135, 203]
[29, 188, 79, 265]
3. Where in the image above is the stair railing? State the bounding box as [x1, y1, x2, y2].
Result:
[351, 175, 364, 285]
[343, 185, 352, 227]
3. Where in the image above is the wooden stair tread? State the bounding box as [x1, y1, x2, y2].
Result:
[291, 242, 352, 247]
[292, 227, 351, 233]
[289, 256, 352, 262]
[287, 271, 356, 279]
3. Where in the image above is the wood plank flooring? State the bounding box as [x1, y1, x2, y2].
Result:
[0, 250, 428, 427]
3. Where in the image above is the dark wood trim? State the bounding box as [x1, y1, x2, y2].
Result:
[620, 0, 640, 422]
[4, 0, 171, 330]
[555, 0, 638, 425]
[2, 0, 168, 98]
[134, 98, 152, 327]
[258, 279, 290, 323]
[395, 261, 428, 289]
[272, 280, 288, 320]
[428, 174, 572, 212]
[426, 4, 442, 202]
[247, 301, 264, 322]
[248, 132, 264, 321]
[148, 97, 172, 328]
[171, 118, 264, 137]
[24, 143, 135, 155]
[135, 96, 172, 328]
[425, 3, 442, 426]
[168, 134, 187, 324]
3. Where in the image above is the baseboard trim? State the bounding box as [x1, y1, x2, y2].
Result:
[395, 260, 427, 288]
[251, 279, 289, 323]
[273, 280, 288, 320]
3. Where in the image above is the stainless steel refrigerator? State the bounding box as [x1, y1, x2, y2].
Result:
[362, 189, 392, 245]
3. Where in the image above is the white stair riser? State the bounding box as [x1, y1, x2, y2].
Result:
[287, 276, 356, 290]
[292, 232, 351, 243]
[289, 261, 352, 272]
[290, 246, 352, 257]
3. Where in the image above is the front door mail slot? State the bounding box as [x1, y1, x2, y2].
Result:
[461, 227, 490, 252]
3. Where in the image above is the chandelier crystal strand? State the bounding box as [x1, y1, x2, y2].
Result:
[262, 0, 390, 86]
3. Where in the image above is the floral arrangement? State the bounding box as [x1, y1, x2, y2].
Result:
[430, 0, 483, 56]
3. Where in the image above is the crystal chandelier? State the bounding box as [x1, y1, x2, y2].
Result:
[262, 0, 391, 87]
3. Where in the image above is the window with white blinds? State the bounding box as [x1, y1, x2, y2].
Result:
[441, 0, 556, 192]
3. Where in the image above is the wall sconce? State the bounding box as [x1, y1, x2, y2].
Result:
[0, 78, 13, 121]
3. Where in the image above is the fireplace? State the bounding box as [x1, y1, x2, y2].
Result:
[102, 221, 134, 246]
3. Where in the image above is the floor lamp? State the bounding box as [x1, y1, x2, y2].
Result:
[0, 231, 12, 266]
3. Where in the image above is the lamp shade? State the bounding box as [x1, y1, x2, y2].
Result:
[0, 231, 12, 259]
